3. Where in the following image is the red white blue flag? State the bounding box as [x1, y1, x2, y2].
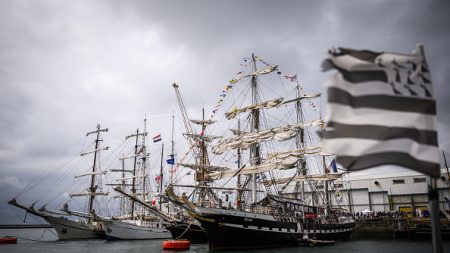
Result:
[153, 134, 162, 143]
[283, 74, 297, 82]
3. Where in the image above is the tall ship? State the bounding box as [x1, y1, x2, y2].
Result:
[166, 54, 355, 250]
[102, 118, 171, 240]
[9, 124, 109, 240]
[104, 116, 206, 242]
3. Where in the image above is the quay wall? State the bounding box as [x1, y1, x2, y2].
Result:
[351, 219, 396, 239]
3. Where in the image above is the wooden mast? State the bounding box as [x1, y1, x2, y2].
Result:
[293, 79, 309, 238]
[250, 53, 261, 204]
[168, 112, 175, 215]
[140, 117, 148, 220]
[159, 143, 164, 210]
[125, 128, 144, 219]
[236, 119, 242, 205]
[86, 124, 108, 221]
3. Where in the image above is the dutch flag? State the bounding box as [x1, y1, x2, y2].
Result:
[153, 134, 162, 143]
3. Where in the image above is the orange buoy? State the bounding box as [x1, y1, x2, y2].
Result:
[162, 239, 190, 250]
[0, 237, 17, 244]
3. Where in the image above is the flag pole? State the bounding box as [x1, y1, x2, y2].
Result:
[429, 176, 443, 253]
[159, 143, 164, 211]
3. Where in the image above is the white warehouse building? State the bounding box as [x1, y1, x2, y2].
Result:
[284, 169, 450, 216]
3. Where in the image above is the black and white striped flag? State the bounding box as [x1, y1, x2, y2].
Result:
[321, 44, 440, 177]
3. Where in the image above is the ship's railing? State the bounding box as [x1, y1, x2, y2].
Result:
[199, 200, 281, 216]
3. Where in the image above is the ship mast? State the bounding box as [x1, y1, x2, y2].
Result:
[140, 117, 148, 220]
[236, 119, 242, 205]
[172, 83, 216, 206]
[198, 107, 209, 204]
[159, 143, 164, 210]
[250, 53, 261, 204]
[169, 112, 175, 215]
[294, 80, 309, 238]
[87, 124, 108, 218]
[120, 156, 126, 213]
[170, 112, 175, 186]
[125, 128, 145, 219]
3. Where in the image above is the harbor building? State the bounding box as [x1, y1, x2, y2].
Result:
[284, 169, 450, 217]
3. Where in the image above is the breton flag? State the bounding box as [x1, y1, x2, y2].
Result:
[153, 134, 162, 143]
[321, 44, 440, 178]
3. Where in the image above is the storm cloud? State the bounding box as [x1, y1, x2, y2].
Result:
[1, 0, 449, 223]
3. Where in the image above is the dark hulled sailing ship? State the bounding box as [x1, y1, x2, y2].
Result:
[166, 54, 355, 250]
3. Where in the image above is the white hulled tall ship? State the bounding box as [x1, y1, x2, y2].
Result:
[102, 119, 171, 240]
[9, 124, 109, 240]
[166, 54, 355, 250]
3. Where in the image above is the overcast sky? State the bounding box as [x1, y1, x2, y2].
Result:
[1, 0, 449, 224]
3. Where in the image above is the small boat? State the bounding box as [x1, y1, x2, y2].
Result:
[298, 238, 335, 247]
[309, 239, 335, 246]
[0, 236, 17, 244]
[162, 239, 190, 250]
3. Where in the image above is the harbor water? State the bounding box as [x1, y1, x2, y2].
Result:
[1, 228, 450, 252]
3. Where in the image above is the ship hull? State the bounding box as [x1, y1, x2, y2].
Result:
[165, 221, 207, 243]
[45, 216, 105, 240]
[201, 220, 298, 250]
[103, 220, 171, 240]
[192, 207, 354, 250]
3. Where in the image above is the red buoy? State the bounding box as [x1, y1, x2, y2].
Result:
[0, 237, 17, 244]
[162, 239, 190, 250]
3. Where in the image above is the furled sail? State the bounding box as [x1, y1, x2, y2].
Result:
[225, 98, 284, 120]
[209, 146, 324, 180]
[178, 163, 230, 172]
[266, 146, 327, 160]
[74, 171, 107, 179]
[119, 154, 139, 160]
[115, 176, 137, 181]
[190, 119, 217, 125]
[229, 129, 247, 135]
[208, 158, 299, 180]
[260, 173, 345, 186]
[69, 192, 109, 197]
[183, 133, 221, 142]
[253, 65, 278, 75]
[282, 93, 321, 105]
[230, 65, 279, 84]
[80, 146, 109, 156]
[212, 120, 325, 154]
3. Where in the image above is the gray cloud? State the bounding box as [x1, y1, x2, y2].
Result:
[1, 0, 449, 223]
